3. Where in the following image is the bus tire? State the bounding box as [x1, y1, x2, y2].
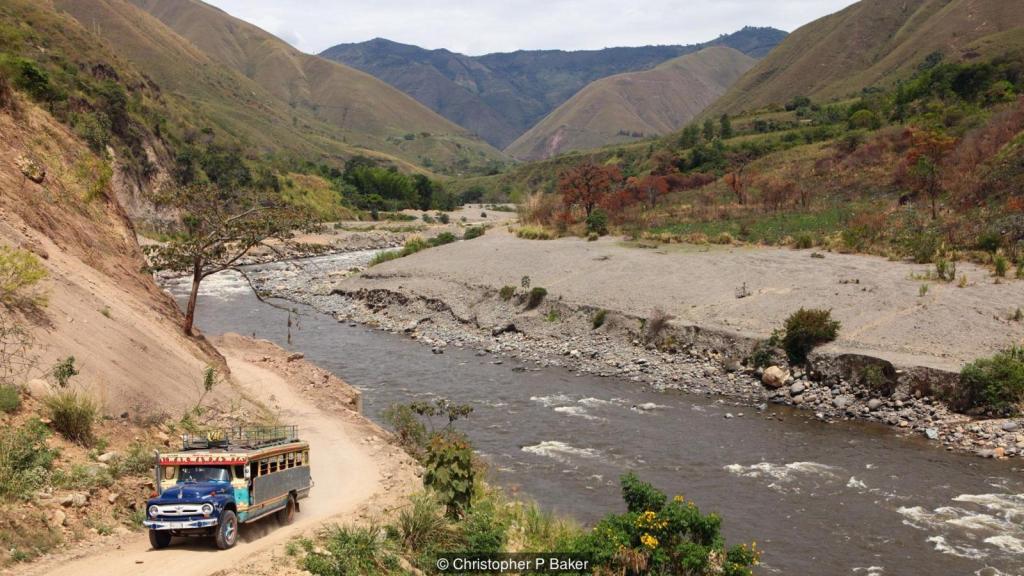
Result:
[277, 494, 296, 526]
[149, 529, 172, 549]
[215, 510, 238, 550]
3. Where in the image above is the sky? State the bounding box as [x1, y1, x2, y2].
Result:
[203, 0, 859, 56]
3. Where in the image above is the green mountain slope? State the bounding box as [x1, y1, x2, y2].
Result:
[321, 27, 787, 149]
[51, 0, 503, 174]
[507, 47, 756, 160]
[707, 0, 1024, 115]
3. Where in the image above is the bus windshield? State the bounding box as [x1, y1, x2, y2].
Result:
[178, 466, 231, 484]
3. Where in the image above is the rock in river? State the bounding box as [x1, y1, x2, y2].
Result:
[762, 366, 790, 389]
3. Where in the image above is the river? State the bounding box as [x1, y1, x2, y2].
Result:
[163, 255, 1024, 576]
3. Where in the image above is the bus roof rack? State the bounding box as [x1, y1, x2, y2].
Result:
[180, 425, 299, 451]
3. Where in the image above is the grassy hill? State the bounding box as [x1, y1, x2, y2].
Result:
[706, 0, 1024, 116]
[50, 0, 504, 175]
[507, 47, 756, 160]
[321, 27, 787, 149]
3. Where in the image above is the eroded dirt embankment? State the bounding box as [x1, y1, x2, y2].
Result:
[260, 228, 1024, 459]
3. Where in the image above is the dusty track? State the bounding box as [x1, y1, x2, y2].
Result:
[22, 336, 416, 576]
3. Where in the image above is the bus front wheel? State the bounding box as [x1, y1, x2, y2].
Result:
[149, 529, 172, 549]
[215, 510, 238, 550]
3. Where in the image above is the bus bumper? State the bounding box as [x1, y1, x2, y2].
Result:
[144, 518, 219, 530]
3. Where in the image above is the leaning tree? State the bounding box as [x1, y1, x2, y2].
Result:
[144, 183, 314, 335]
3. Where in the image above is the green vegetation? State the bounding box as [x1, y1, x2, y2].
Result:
[957, 347, 1024, 416]
[526, 287, 548, 310]
[44, 391, 97, 446]
[50, 356, 78, 389]
[462, 226, 486, 240]
[0, 247, 47, 309]
[592, 309, 609, 329]
[781, 308, 840, 364]
[0, 386, 20, 413]
[514, 225, 555, 240]
[498, 285, 516, 301]
[0, 419, 58, 500]
[370, 233, 459, 266]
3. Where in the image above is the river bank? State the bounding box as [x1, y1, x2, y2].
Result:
[237, 227, 1024, 460]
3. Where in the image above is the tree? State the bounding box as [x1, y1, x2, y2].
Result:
[412, 174, 434, 211]
[720, 113, 734, 139]
[559, 161, 622, 218]
[905, 128, 955, 219]
[724, 169, 748, 205]
[703, 118, 716, 141]
[144, 184, 313, 335]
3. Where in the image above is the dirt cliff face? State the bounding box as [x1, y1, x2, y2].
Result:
[0, 96, 222, 418]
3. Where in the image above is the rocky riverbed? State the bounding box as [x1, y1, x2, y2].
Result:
[236, 249, 1024, 460]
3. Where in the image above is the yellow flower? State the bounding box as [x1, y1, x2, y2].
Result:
[640, 533, 659, 549]
[673, 495, 684, 503]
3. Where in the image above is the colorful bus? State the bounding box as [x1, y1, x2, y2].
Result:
[143, 426, 311, 549]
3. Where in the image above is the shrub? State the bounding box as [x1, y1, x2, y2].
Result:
[44, 391, 97, 445]
[782, 308, 840, 363]
[848, 109, 882, 130]
[712, 232, 735, 245]
[303, 524, 403, 576]
[461, 497, 508, 553]
[592, 309, 608, 330]
[957, 347, 1024, 415]
[498, 286, 515, 301]
[369, 250, 402, 266]
[438, 213, 450, 224]
[935, 258, 957, 282]
[794, 233, 815, 249]
[382, 404, 428, 459]
[0, 420, 57, 500]
[50, 356, 79, 388]
[422, 213, 435, 224]
[585, 208, 609, 236]
[429, 232, 457, 247]
[526, 287, 547, 310]
[0, 247, 47, 309]
[463, 226, 485, 240]
[545, 308, 560, 322]
[393, 492, 453, 552]
[587, 232, 599, 242]
[515, 226, 553, 240]
[114, 442, 155, 476]
[423, 431, 474, 518]
[620, 472, 667, 513]
[0, 386, 20, 413]
[994, 255, 1009, 278]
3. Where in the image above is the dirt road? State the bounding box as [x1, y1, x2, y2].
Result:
[24, 339, 405, 576]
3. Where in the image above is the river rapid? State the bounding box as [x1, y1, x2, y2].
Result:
[163, 254, 1024, 576]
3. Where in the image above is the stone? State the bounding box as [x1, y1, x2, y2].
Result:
[994, 447, 1006, 458]
[761, 366, 790, 389]
[60, 492, 89, 507]
[286, 352, 305, 362]
[832, 394, 854, 409]
[924, 428, 939, 440]
[16, 155, 45, 183]
[867, 399, 883, 411]
[107, 493, 120, 504]
[97, 451, 119, 464]
[47, 510, 66, 529]
[491, 322, 517, 337]
[25, 378, 50, 399]
[1001, 421, 1019, 432]
[789, 382, 806, 395]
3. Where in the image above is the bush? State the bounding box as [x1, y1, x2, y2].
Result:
[585, 208, 609, 236]
[587, 232, 599, 242]
[0, 386, 20, 413]
[644, 308, 674, 343]
[0, 247, 48, 309]
[620, 472, 666, 513]
[0, 420, 57, 500]
[382, 404, 428, 459]
[438, 213, 450, 224]
[463, 226, 485, 240]
[51, 356, 79, 388]
[957, 347, 1024, 415]
[498, 286, 515, 301]
[848, 109, 882, 130]
[462, 498, 508, 553]
[423, 431, 474, 518]
[794, 233, 815, 249]
[994, 255, 1009, 278]
[526, 287, 547, 310]
[515, 226, 554, 240]
[303, 524, 403, 576]
[393, 492, 453, 552]
[592, 309, 608, 330]
[712, 232, 735, 245]
[44, 391, 97, 445]
[369, 250, 402, 266]
[782, 308, 840, 364]
[429, 232, 457, 247]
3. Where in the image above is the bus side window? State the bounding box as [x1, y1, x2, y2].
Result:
[233, 465, 244, 479]
[269, 458, 278, 474]
[287, 452, 295, 469]
[259, 458, 268, 476]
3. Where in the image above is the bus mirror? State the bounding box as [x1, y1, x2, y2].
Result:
[244, 466, 251, 480]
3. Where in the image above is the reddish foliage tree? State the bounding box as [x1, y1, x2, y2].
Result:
[903, 128, 955, 219]
[559, 161, 622, 217]
[724, 170, 748, 205]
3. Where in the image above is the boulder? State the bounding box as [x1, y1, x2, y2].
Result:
[867, 399, 883, 411]
[832, 394, 854, 409]
[47, 510, 66, 529]
[789, 382, 806, 395]
[25, 378, 49, 399]
[60, 492, 89, 507]
[97, 451, 119, 464]
[1001, 421, 1019, 433]
[761, 366, 791, 389]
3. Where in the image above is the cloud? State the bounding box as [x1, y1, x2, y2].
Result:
[204, 0, 858, 55]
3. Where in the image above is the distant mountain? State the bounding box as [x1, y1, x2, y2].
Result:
[51, 0, 503, 175]
[321, 27, 787, 149]
[508, 47, 756, 160]
[706, 0, 1024, 116]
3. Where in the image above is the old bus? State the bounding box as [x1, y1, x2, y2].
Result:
[143, 426, 311, 549]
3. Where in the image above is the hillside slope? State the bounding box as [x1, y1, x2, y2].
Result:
[707, 0, 1024, 115]
[321, 28, 786, 149]
[507, 47, 756, 160]
[50, 0, 503, 174]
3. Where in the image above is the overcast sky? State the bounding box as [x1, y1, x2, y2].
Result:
[203, 0, 858, 56]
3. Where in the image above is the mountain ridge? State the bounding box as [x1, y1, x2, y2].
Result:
[321, 27, 787, 149]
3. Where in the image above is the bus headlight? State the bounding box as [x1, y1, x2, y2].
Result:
[148, 505, 159, 518]
[201, 503, 214, 516]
